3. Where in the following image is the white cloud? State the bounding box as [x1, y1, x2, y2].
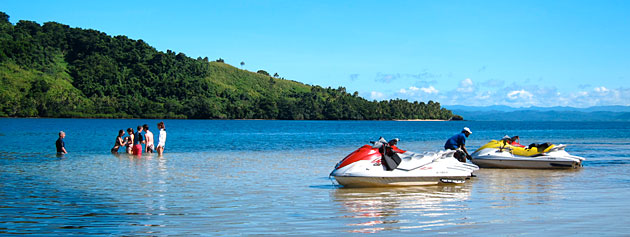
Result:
[594, 86, 609, 93]
[415, 80, 439, 87]
[374, 80, 629, 108]
[398, 86, 438, 96]
[394, 85, 441, 103]
[420, 86, 438, 94]
[570, 87, 630, 107]
[475, 91, 492, 100]
[506, 89, 533, 100]
[457, 78, 474, 93]
[370, 91, 385, 100]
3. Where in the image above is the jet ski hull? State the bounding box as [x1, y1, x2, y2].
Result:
[334, 176, 468, 188]
[471, 157, 581, 169]
[471, 148, 584, 169]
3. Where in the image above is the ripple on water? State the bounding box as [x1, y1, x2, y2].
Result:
[2, 120, 630, 235]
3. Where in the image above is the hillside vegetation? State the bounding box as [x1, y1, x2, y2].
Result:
[0, 12, 455, 120]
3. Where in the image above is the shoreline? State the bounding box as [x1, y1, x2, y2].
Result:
[0, 117, 454, 121]
[394, 119, 449, 122]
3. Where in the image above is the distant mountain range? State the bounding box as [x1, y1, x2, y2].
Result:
[443, 105, 630, 121]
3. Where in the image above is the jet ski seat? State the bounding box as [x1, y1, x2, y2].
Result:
[527, 142, 552, 151]
[379, 143, 402, 171]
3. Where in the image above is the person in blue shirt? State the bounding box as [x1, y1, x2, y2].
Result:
[444, 127, 472, 162]
[132, 125, 144, 156]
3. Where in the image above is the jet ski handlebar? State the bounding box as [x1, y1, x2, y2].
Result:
[370, 137, 400, 146]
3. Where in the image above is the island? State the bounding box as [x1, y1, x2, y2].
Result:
[0, 12, 459, 120]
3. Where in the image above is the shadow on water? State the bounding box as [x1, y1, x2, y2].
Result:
[309, 176, 343, 189]
[310, 184, 342, 189]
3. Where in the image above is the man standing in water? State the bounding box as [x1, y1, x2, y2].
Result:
[56, 131, 67, 154]
[444, 127, 472, 162]
[143, 124, 154, 153]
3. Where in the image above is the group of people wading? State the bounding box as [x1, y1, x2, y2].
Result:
[55, 121, 167, 157]
[112, 122, 167, 156]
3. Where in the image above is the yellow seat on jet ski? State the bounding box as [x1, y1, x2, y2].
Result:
[475, 140, 555, 157]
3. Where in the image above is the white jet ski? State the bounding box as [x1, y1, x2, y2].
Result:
[471, 140, 585, 169]
[330, 138, 479, 188]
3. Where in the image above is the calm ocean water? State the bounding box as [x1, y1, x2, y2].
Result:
[1, 118, 630, 235]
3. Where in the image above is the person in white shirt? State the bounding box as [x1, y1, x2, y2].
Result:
[156, 121, 167, 156]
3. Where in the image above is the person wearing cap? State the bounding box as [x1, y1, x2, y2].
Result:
[444, 127, 472, 162]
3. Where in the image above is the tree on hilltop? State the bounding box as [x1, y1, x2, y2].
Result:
[257, 70, 270, 76]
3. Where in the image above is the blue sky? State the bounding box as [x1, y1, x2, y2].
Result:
[3, 0, 630, 107]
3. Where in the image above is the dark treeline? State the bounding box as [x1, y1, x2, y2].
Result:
[0, 12, 458, 120]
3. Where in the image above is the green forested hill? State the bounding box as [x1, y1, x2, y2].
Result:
[0, 12, 456, 120]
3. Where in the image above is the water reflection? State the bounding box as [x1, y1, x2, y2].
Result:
[332, 185, 472, 233]
[150, 155, 169, 215]
[111, 152, 138, 161]
[474, 169, 581, 209]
